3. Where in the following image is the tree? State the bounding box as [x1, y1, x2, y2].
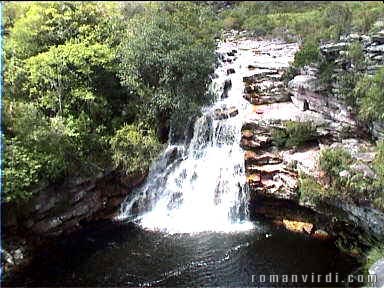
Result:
[118, 2, 216, 142]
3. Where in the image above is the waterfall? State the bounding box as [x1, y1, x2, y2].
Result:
[118, 40, 255, 233]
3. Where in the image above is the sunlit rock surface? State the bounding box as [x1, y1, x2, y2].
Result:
[237, 34, 384, 253]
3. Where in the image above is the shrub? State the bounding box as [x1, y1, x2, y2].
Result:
[4, 138, 42, 202]
[337, 72, 363, 107]
[285, 121, 318, 147]
[372, 141, 384, 210]
[110, 124, 162, 174]
[222, 16, 241, 30]
[118, 7, 216, 142]
[318, 61, 335, 93]
[272, 121, 318, 148]
[346, 41, 366, 70]
[321, 3, 352, 39]
[334, 42, 366, 105]
[293, 40, 320, 67]
[271, 127, 288, 148]
[358, 68, 384, 122]
[298, 173, 325, 204]
[319, 147, 352, 183]
[244, 15, 275, 36]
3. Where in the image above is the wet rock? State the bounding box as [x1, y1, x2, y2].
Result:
[4, 171, 148, 236]
[213, 106, 238, 120]
[245, 152, 282, 166]
[223, 78, 232, 90]
[241, 130, 254, 139]
[243, 69, 279, 84]
[215, 52, 225, 61]
[221, 79, 232, 99]
[2, 249, 15, 265]
[214, 108, 225, 120]
[241, 137, 271, 150]
[227, 68, 235, 75]
[228, 106, 238, 117]
[241, 122, 299, 201]
[243, 91, 290, 105]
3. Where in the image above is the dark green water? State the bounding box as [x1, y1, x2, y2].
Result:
[4, 221, 361, 287]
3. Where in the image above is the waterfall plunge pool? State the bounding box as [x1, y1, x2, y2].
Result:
[4, 220, 361, 287]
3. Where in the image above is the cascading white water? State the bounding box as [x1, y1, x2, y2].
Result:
[118, 38, 298, 234]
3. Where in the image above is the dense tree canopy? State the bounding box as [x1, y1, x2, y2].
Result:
[3, 1, 218, 202]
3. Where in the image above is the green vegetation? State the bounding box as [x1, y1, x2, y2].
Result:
[363, 244, 384, 275]
[118, 2, 217, 140]
[3, 2, 218, 203]
[298, 173, 327, 204]
[319, 147, 353, 183]
[110, 124, 162, 174]
[220, 2, 382, 44]
[301, 145, 384, 211]
[358, 68, 384, 122]
[272, 121, 318, 148]
[292, 40, 321, 67]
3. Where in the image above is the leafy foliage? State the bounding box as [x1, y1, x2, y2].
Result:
[118, 2, 216, 141]
[316, 145, 384, 211]
[358, 68, 384, 122]
[293, 40, 320, 67]
[298, 173, 326, 204]
[272, 121, 318, 148]
[3, 1, 218, 202]
[319, 147, 352, 182]
[110, 124, 162, 174]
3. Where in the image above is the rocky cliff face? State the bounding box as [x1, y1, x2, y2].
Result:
[223, 33, 384, 257]
[289, 29, 384, 139]
[1, 170, 147, 276]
